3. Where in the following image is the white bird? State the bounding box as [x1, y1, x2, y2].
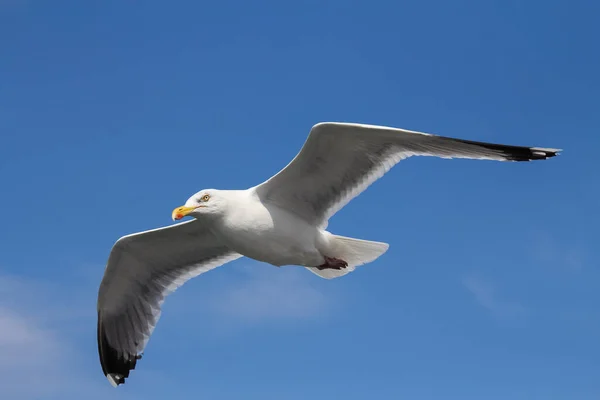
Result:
[97, 122, 560, 386]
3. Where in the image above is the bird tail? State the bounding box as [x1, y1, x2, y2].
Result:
[306, 234, 389, 279]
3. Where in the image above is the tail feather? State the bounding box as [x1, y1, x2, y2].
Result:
[306, 234, 389, 279]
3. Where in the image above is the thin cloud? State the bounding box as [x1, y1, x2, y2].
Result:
[214, 264, 330, 322]
[529, 231, 586, 272]
[0, 273, 129, 400]
[462, 275, 527, 319]
[0, 306, 66, 397]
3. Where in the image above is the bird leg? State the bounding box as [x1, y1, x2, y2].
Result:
[316, 256, 348, 270]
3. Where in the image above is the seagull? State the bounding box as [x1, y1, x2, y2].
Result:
[97, 122, 560, 387]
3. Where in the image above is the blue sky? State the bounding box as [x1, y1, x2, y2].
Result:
[1, 0, 599, 399]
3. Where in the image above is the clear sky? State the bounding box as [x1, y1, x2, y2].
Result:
[1, 1, 598, 399]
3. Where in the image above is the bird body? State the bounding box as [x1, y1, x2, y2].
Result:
[207, 189, 327, 267]
[96, 122, 561, 387]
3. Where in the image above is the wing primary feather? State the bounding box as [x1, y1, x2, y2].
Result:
[448, 137, 561, 161]
[97, 310, 140, 387]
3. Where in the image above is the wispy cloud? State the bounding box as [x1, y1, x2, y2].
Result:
[0, 305, 65, 397]
[529, 231, 587, 272]
[213, 263, 330, 322]
[462, 275, 527, 319]
[0, 273, 130, 400]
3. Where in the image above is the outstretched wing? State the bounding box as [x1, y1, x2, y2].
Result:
[97, 220, 242, 387]
[254, 122, 560, 228]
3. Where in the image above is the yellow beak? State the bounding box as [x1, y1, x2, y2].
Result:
[172, 205, 198, 221]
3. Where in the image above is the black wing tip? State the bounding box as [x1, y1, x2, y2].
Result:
[511, 146, 561, 161]
[97, 310, 141, 387]
[455, 138, 562, 162]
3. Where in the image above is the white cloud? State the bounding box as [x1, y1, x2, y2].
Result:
[0, 273, 129, 400]
[462, 275, 527, 319]
[529, 231, 586, 272]
[0, 307, 60, 362]
[213, 263, 330, 322]
[0, 306, 65, 396]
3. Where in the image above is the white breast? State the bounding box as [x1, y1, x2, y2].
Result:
[212, 195, 324, 267]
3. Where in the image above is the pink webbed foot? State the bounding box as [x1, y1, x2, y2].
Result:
[316, 256, 348, 270]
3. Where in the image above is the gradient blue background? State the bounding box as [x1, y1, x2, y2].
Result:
[1, 1, 598, 399]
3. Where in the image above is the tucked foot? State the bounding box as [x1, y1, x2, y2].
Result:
[316, 256, 348, 270]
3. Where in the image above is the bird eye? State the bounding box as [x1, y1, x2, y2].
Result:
[201, 194, 210, 202]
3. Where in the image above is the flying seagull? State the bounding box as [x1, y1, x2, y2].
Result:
[97, 122, 560, 387]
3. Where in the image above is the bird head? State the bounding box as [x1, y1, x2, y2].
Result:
[172, 189, 225, 220]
